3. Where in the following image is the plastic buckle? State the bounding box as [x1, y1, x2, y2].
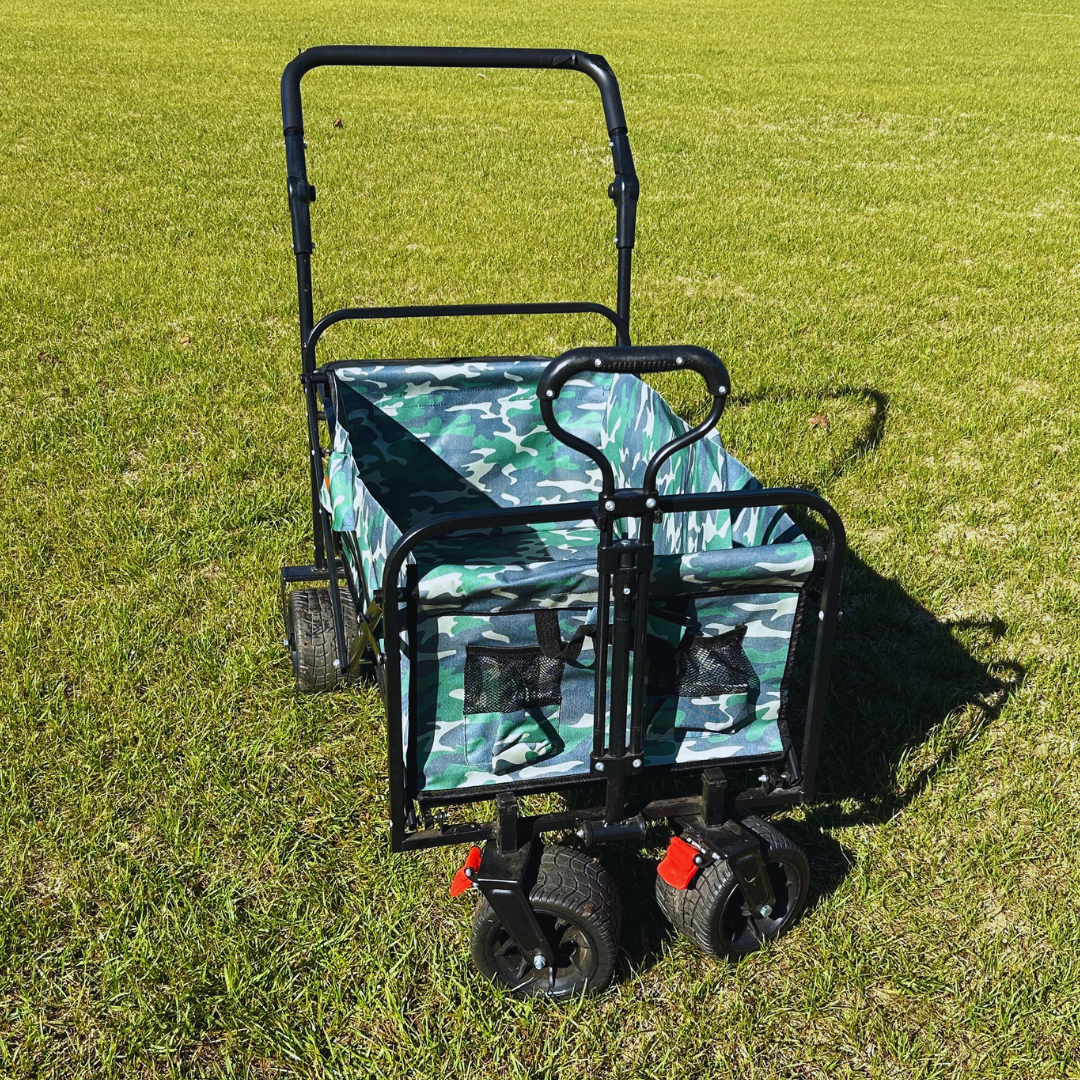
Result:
[657, 835, 704, 890]
[450, 846, 483, 897]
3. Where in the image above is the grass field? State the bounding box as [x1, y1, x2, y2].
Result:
[3, 0, 1080, 1075]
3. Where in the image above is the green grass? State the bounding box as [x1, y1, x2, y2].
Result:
[3, 0, 1080, 1075]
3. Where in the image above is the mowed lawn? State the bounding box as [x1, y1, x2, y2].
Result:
[2, 0, 1079, 1075]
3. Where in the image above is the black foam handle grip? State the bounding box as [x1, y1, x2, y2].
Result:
[537, 345, 729, 401]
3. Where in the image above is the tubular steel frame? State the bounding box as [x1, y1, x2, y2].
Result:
[380, 475, 845, 852]
[281, 46, 639, 580]
[279, 50, 845, 891]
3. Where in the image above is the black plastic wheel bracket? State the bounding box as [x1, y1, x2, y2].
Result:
[473, 838, 554, 968]
[677, 816, 777, 918]
[727, 845, 777, 919]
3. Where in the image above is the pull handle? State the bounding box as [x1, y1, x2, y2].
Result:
[537, 346, 730, 497]
[280, 45, 640, 343]
[282, 46, 628, 138]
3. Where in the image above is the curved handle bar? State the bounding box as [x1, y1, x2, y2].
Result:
[537, 346, 731, 497]
[280, 46, 638, 260]
[282, 45, 627, 136]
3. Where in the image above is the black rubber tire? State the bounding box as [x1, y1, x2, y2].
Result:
[471, 845, 622, 1000]
[286, 588, 364, 693]
[655, 816, 810, 961]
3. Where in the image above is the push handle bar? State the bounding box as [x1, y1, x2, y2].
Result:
[280, 45, 639, 264]
[537, 346, 731, 496]
[282, 45, 627, 136]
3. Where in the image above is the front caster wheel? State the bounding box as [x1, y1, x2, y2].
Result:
[470, 845, 621, 999]
[655, 816, 810, 960]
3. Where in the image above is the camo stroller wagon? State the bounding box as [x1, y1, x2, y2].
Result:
[278, 46, 845, 998]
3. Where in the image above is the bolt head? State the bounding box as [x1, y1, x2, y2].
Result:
[533, 954, 546, 970]
[595, 761, 605, 772]
[645, 497, 656, 509]
[632, 758, 642, 768]
[546, 389, 555, 398]
[594, 358, 602, 368]
[604, 500, 616, 512]
[758, 905, 774, 919]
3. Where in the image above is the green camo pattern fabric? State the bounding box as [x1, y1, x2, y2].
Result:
[321, 358, 815, 792]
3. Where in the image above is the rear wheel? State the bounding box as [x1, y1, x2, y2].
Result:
[471, 845, 621, 999]
[655, 817, 810, 960]
[285, 588, 366, 692]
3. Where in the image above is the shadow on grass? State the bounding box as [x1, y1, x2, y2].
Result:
[604, 383, 1025, 981]
[726, 384, 889, 492]
[607, 562, 1024, 981]
[786, 562, 1024, 903]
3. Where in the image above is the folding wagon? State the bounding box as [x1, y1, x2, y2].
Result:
[278, 46, 845, 998]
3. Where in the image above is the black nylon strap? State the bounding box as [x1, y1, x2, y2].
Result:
[534, 611, 595, 663]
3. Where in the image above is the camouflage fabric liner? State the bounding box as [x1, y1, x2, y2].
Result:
[321, 358, 816, 793]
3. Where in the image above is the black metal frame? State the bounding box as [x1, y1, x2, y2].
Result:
[280, 46, 638, 582]
[374, 381, 843, 959]
[279, 47, 845, 968]
[380, 466, 846, 853]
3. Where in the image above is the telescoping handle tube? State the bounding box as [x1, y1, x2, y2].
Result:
[537, 345, 731, 496]
[280, 46, 639, 339]
[538, 344, 732, 824]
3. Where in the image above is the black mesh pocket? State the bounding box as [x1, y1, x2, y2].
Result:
[648, 624, 760, 698]
[678, 628, 759, 696]
[464, 646, 564, 715]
